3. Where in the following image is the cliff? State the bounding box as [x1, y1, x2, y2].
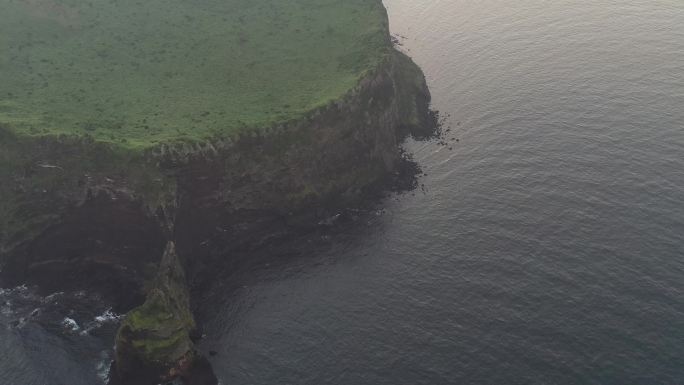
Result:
[0, 0, 435, 383]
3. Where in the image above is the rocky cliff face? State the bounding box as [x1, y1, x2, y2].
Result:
[0, 49, 434, 384]
[173, 50, 433, 263]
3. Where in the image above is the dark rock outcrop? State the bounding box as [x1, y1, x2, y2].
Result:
[113, 242, 196, 383]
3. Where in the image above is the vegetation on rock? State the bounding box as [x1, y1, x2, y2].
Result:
[115, 242, 196, 381]
[0, 0, 403, 272]
[0, 0, 435, 383]
[1, 0, 390, 147]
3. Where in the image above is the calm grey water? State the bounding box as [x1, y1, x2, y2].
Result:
[197, 1, 684, 384]
[3, 1, 684, 384]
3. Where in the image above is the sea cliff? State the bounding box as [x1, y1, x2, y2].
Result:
[0, 0, 434, 382]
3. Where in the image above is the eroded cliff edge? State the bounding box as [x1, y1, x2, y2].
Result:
[0, 46, 434, 382]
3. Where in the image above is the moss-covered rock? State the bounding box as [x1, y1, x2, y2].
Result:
[114, 242, 197, 382]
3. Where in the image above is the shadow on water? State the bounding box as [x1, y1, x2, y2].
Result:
[184, 116, 442, 385]
[187, 167, 421, 385]
[107, 356, 218, 385]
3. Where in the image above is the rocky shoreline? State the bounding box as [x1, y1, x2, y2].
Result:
[1, 46, 436, 383]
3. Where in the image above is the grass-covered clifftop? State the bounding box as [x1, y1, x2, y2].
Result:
[1, 0, 390, 147]
[0, 0, 396, 269]
[1, 0, 434, 382]
[0, 0, 433, 294]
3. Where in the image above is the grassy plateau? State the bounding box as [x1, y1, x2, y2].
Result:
[0, 0, 390, 148]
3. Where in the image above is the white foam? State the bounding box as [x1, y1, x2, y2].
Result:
[96, 351, 112, 384]
[80, 309, 122, 335]
[62, 317, 80, 332]
[42, 291, 65, 304]
[94, 309, 121, 324]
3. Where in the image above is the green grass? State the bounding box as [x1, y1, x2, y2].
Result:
[0, 0, 390, 148]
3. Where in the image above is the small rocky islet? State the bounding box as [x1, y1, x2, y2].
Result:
[0, 0, 435, 383]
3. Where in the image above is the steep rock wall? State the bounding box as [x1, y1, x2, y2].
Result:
[0, 48, 434, 384]
[173, 50, 432, 260]
[0, 49, 431, 290]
